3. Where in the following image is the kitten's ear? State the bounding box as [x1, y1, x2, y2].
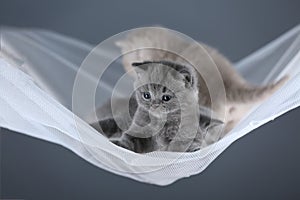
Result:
[174, 64, 196, 88]
[179, 68, 193, 88]
[132, 62, 151, 69]
[199, 106, 224, 131]
[131, 62, 150, 78]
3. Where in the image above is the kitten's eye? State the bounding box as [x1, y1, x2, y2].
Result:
[143, 92, 151, 100]
[162, 95, 172, 102]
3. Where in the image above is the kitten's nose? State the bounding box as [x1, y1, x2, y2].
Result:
[152, 104, 159, 109]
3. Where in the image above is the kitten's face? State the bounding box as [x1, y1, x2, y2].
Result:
[135, 84, 179, 116]
[132, 61, 198, 117]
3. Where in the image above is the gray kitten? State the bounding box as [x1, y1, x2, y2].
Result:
[116, 27, 289, 136]
[90, 28, 288, 153]
[91, 61, 222, 153]
[115, 61, 223, 153]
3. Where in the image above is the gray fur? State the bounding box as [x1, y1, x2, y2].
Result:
[90, 61, 222, 153]
[116, 27, 289, 135]
[109, 61, 222, 153]
[90, 28, 288, 153]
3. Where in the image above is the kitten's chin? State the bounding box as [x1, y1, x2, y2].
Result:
[149, 109, 167, 118]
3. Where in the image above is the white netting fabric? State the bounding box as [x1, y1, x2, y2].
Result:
[0, 25, 300, 185]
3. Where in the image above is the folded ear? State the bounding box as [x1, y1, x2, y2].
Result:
[178, 68, 194, 88]
[168, 62, 196, 89]
[199, 106, 224, 131]
[132, 61, 152, 69]
[131, 62, 151, 78]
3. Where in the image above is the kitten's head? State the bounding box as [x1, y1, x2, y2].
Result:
[132, 61, 198, 116]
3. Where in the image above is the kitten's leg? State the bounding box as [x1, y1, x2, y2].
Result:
[224, 76, 289, 133]
[111, 133, 154, 153]
[227, 76, 289, 103]
[110, 133, 135, 151]
[186, 129, 203, 152]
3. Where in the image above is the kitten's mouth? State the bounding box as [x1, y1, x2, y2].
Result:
[150, 108, 165, 117]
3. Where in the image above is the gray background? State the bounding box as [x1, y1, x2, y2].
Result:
[0, 0, 300, 199]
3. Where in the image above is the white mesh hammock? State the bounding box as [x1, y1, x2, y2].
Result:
[0, 25, 300, 186]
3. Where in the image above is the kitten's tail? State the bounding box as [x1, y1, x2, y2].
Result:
[228, 75, 289, 103]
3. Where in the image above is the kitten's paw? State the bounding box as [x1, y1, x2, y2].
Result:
[110, 137, 135, 151]
[110, 139, 122, 146]
[165, 126, 178, 139]
[186, 145, 201, 152]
